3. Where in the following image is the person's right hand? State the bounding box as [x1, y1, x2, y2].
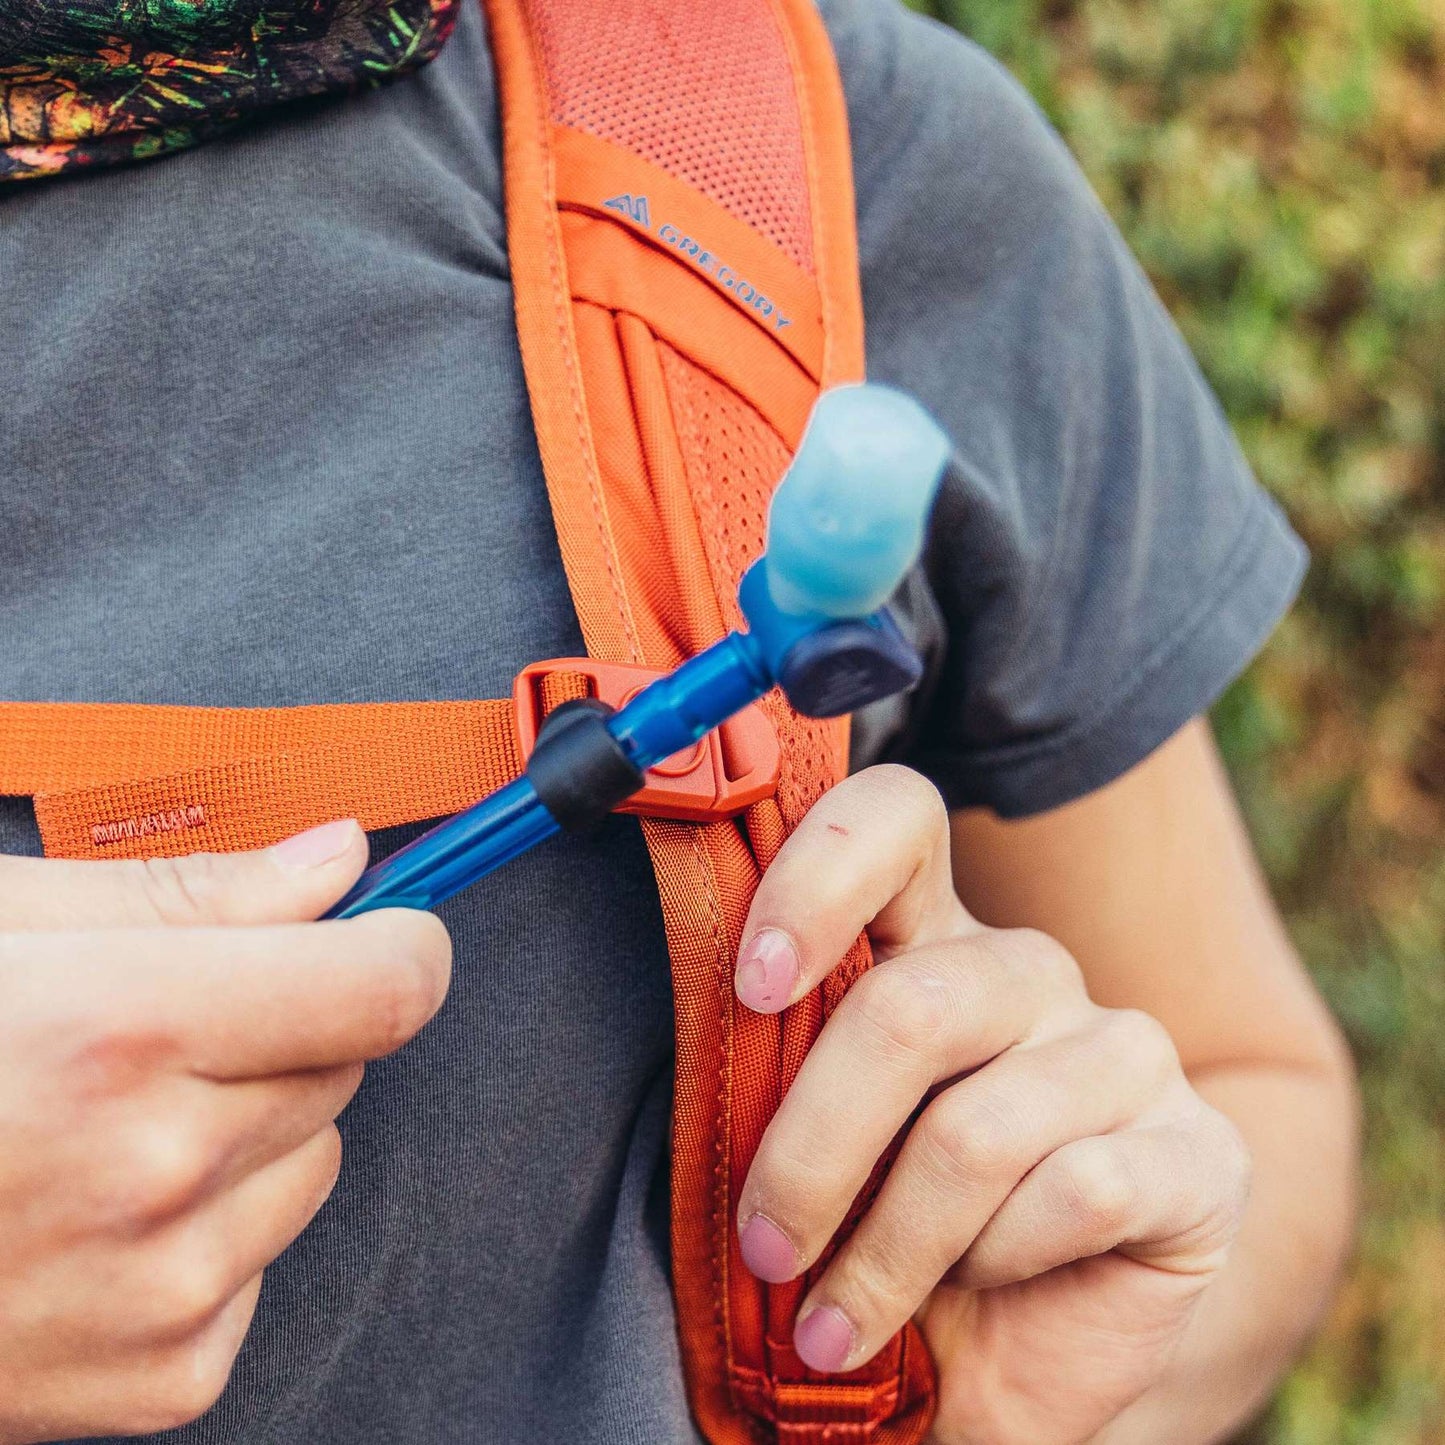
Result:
[0, 819, 451, 1445]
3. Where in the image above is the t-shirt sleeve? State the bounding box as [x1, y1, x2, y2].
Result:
[821, 0, 1308, 817]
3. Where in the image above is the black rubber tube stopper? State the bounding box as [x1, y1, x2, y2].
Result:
[524, 697, 646, 831]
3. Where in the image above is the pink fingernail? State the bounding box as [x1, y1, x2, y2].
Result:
[735, 929, 800, 1014]
[270, 820, 358, 870]
[739, 1213, 800, 1283]
[794, 1304, 855, 1374]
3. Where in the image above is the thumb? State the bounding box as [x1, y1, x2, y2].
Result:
[0, 819, 369, 931]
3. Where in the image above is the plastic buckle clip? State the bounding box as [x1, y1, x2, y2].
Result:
[513, 658, 780, 823]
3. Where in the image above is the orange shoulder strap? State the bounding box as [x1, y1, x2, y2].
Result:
[484, 0, 935, 1439]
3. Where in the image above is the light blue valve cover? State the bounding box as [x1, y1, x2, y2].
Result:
[763, 382, 952, 618]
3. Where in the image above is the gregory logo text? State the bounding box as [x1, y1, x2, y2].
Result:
[599, 193, 793, 333]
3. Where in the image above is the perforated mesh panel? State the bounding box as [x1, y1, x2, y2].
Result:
[658, 344, 843, 825]
[525, 0, 815, 273]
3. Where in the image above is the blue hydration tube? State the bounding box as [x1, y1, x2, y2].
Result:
[326, 384, 950, 919]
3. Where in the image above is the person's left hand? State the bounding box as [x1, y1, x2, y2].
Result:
[733, 765, 1252, 1445]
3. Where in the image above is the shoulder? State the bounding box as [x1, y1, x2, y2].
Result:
[816, 0, 1089, 256]
[811, 1, 1306, 818]
[816, 0, 1029, 117]
[814, 0, 1128, 391]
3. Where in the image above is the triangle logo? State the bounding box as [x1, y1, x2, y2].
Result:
[603, 193, 651, 230]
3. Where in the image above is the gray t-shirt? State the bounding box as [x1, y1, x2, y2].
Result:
[0, 1, 1304, 1441]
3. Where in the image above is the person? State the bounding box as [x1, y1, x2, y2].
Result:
[0, 1, 1359, 1443]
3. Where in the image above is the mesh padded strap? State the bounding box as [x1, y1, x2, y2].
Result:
[486, 0, 935, 1438]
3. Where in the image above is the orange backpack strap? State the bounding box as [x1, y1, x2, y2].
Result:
[485, 0, 936, 1438]
[0, 675, 592, 859]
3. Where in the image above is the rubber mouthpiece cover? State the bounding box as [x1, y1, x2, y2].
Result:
[764, 383, 952, 618]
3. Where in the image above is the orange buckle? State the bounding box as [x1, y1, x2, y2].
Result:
[513, 658, 780, 823]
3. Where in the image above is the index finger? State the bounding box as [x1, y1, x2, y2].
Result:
[20, 910, 452, 1078]
[736, 765, 979, 1014]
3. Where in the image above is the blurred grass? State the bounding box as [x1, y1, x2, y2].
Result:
[907, 0, 1445, 1438]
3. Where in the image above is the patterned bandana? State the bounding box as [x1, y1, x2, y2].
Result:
[0, 0, 459, 182]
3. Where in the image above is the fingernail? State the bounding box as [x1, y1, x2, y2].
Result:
[736, 929, 800, 1014]
[739, 1213, 801, 1283]
[794, 1304, 855, 1374]
[270, 820, 358, 870]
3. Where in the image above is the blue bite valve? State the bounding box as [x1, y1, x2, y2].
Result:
[763, 383, 952, 619]
[741, 382, 952, 718]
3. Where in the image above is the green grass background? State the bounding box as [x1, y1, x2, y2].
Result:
[907, 0, 1445, 1437]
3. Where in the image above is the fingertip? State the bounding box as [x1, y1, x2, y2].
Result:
[735, 928, 801, 1014]
[262, 821, 369, 922]
[414, 909, 455, 1008]
[739, 1212, 802, 1283]
[327, 909, 454, 1060]
[268, 820, 367, 874]
[370, 906, 455, 1015]
[313, 1123, 345, 1203]
[794, 1304, 856, 1374]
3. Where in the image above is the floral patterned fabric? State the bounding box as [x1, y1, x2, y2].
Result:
[0, 0, 459, 181]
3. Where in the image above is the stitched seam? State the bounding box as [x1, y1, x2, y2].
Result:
[519, 11, 645, 662]
[689, 824, 738, 1411]
[767, 0, 828, 372]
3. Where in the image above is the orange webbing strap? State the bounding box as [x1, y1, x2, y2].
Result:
[487, 0, 936, 1439]
[0, 675, 588, 860]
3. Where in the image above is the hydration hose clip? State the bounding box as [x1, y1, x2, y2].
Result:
[513, 659, 780, 827]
